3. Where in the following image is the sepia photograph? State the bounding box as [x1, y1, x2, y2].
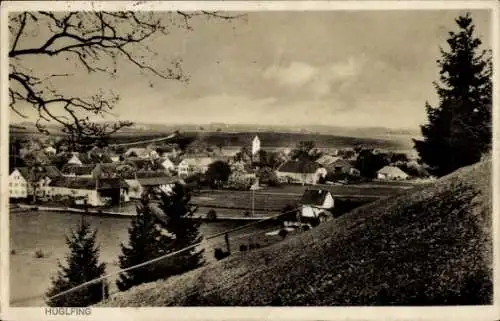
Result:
[1, 0, 498, 320]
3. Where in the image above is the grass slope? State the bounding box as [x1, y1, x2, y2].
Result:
[100, 158, 492, 306]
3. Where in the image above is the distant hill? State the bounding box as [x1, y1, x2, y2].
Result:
[9, 121, 419, 152]
[100, 155, 492, 306]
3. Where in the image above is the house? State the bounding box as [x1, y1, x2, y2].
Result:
[67, 152, 83, 165]
[92, 163, 122, 179]
[159, 157, 175, 172]
[315, 155, 357, 175]
[44, 145, 57, 156]
[314, 166, 328, 183]
[376, 166, 409, 180]
[61, 164, 96, 178]
[48, 177, 129, 206]
[228, 161, 257, 185]
[177, 157, 215, 177]
[124, 157, 167, 172]
[124, 147, 154, 159]
[299, 188, 335, 220]
[124, 147, 146, 159]
[125, 175, 178, 199]
[275, 160, 321, 185]
[9, 166, 62, 199]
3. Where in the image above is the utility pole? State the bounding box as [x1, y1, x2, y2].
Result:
[251, 188, 255, 217]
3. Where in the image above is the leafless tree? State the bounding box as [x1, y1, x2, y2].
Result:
[9, 11, 240, 151]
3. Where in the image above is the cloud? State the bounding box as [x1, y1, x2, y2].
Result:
[263, 56, 367, 98]
[263, 61, 317, 87]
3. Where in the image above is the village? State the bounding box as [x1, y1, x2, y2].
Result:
[9, 131, 431, 225]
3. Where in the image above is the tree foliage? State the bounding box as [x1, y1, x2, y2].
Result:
[290, 141, 316, 161]
[156, 183, 205, 276]
[355, 149, 390, 179]
[205, 160, 232, 188]
[116, 196, 177, 292]
[8, 11, 239, 151]
[414, 13, 492, 176]
[257, 166, 280, 186]
[46, 218, 107, 307]
[117, 185, 205, 292]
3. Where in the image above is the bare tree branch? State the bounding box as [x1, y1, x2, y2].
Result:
[9, 11, 242, 151]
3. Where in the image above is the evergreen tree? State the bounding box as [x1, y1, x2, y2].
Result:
[414, 13, 492, 176]
[156, 183, 205, 276]
[116, 195, 176, 292]
[46, 218, 107, 307]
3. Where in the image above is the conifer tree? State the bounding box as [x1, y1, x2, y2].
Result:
[46, 217, 107, 307]
[116, 194, 176, 292]
[414, 13, 492, 176]
[156, 183, 205, 276]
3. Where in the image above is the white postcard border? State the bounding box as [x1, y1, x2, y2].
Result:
[1, 1, 499, 321]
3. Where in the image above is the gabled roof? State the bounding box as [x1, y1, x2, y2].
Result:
[316, 155, 340, 165]
[125, 148, 149, 157]
[49, 177, 126, 190]
[277, 160, 320, 174]
[136, 170, 171, 178]
[180, 157, 215, 167]
[136, 176, 178, 186]
[13, 166, 62, 182]
[61, 164, 96, 176]
[300, 189, 331, 206]
[122, 157, 169, 171]
[377, 166, 409, 177]
[315, 156, 352, 169]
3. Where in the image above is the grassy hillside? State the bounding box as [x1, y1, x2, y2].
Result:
[101, 157, 492, 306]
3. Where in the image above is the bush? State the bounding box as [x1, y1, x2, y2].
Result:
[240, 245, 248, 252]
[207, 210, 217, 221]
[214, 248, 230, 261]
[34, 249, 45, 258]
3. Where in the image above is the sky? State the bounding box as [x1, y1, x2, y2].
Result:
[9, 9, 492, 130]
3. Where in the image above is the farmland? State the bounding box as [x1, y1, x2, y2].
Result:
[189, 182, 413, 217]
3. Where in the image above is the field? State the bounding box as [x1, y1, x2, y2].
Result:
[191, 183, 411, 213]
[184, 131, 411, 151]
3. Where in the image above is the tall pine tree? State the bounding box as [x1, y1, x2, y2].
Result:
[116, 194, 176, 292]
[46, 217, 107, 307]
[414, 13, 492, 177]
[156, 183, 205, 276]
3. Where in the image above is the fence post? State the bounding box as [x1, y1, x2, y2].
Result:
[296, 210, 303, 233]
[224, 233, 231, 254]
[102, 278, 107, 300]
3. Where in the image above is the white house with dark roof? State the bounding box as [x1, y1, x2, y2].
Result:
[299, 188, 335, 219]
[9, 166, 62, 199]
[159, 157, 176, 172]
[48, 177, 129, 206]
[275, 160, 321, 185]
[67, 152, 83, 165]
[177, 157, 215, 177]
[125, 175, 178, 199]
